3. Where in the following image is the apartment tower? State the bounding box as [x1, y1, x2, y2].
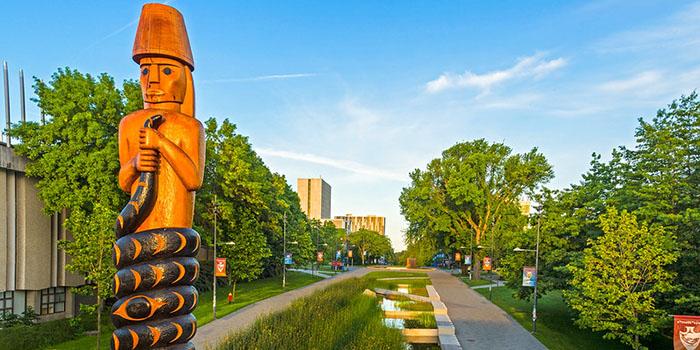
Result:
[297, 178, 331, 220]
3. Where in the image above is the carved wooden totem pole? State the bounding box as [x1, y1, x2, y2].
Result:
[111, 4, 205, 350]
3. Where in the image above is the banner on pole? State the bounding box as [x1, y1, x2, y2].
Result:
[284, 253, 293, 265]
[215, 258, 227, 277]
[465, 255, 472, 265]
[316, 251, 324, 262]
[522, 266, 537, 287]
[674, 315, 700, 350]
[483, 256, 492, 271]
[455, 252, 462, 262]
[348, 250, 353, 258]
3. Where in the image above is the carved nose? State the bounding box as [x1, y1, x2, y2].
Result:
[148, 66, 160, 85]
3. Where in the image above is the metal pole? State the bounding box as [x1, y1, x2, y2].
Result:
[533, 215, 541, 334]
[19, 69, 25, 123]
[4, 62, 10, 146]
[212, 195, 217, 321]
[469, 230, 473, 280]
[490, 227, 495, 300]
[283, 211, 287, 288]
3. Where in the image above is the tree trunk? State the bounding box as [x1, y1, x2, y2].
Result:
[96, 296, 102, 350]
[473, 259, 482, 280]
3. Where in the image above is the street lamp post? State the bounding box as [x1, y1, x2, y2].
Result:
[283, 211, 287, 288]
[209, 195, 220, 320]
[477, 244, 495, 300]
[513, 215, 541, 334]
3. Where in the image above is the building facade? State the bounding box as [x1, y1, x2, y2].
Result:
[331, 214, 386, 235]
[297, 178, 331, 220]
[1, 143, 84, 321]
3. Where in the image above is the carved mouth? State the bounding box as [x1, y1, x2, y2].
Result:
[146, 89, 165, 97]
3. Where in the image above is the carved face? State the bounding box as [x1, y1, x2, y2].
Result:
[139, 57, 187, 104]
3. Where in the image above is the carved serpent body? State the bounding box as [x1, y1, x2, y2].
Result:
[112, 115, 200, 350]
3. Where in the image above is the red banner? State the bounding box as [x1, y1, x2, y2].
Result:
[215, 258, 227, 277]
[483, 256, 492, 271]
[675, 315, 700, 350]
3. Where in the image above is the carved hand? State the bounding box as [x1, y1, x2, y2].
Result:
[139, 127, 162, 150]
[136, 149, 159, 172]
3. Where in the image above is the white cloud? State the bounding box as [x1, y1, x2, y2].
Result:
[598, 71, 662, 93]
[255, 148, 409, 182]
[425, 53, 567, 94]
[200, 73, 316, 83]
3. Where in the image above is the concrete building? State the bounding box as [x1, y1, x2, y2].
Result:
[297, 178, 331, 220]
[331, 214, 386, 235]
[1, 143, 84, 321]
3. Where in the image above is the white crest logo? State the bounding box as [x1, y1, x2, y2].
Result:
[680, 326, 700, 350]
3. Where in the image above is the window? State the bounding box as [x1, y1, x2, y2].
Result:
[40, 287, 66, 315]
[0, 291, 13, 316]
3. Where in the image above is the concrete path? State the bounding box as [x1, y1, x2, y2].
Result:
[193, 267, 370, 349]
[427, 270, 546, 350]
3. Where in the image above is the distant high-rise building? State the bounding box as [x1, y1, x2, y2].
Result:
[297, 178, 331, 219]
[331, 214, 386, 235]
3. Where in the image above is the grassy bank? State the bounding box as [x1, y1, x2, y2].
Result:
[217, 270, 427, 350]
[46, 271, 321, 350]
[475, 287, 632, 350]
[459, 277, 492, 287]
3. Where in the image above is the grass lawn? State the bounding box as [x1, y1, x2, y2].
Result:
[475, 287, 632, 350]
[460, 277, 493, 287]
[46, 271, 322, 350]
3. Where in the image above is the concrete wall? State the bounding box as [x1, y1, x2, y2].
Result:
[1, 145, 84, 320]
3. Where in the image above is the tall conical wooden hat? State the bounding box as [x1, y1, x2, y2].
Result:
[132, 3, 194, 70]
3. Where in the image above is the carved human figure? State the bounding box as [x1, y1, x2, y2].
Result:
[111, 4, 204, 350]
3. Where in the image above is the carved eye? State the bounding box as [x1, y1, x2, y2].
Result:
[142, 68, 149, 76]
[163, 67, 172, 75]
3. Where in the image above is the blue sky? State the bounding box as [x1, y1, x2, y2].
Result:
[2, 1, 699, 250]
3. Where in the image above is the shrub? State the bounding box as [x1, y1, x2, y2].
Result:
[0, 317, 81, 350]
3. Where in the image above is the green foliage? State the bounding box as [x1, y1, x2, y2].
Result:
[349, 228, 393, 264]
[0, 317, 82, 350]
[195, 118, 313, 285]
[9, 69, 142, 341]
[400, 139, 552, 274]
[0, 307, 37, 328]
[565, 208, 678, 350]
[217, 277, 405, 350]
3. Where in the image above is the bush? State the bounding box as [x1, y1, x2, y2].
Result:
[0, 317, 81, 350]
[0, 307, 38, 328]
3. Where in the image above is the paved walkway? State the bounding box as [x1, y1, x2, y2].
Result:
[428, 270, 546, 350]
[193, 267, 370, 349]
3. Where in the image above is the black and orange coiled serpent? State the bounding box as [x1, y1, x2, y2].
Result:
[111, 115, 201, 350]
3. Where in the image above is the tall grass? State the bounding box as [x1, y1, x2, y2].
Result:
[217, 277, 405, 350]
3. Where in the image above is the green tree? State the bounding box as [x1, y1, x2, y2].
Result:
[400, 139, 552, 277]
[196, 118, 272, 298]
[195, 118, 314, 297]
[10, 68, 141, 349]
[565, 208, 677, 350]
[349, 229, 393, 265]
